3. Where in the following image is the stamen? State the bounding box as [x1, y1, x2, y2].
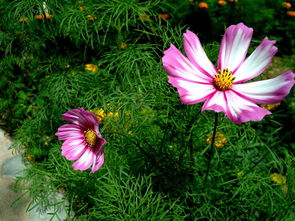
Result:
[213, 69, 235, 91]
[84, 129, 97, 147]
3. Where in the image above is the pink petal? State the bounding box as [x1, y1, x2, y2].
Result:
[72, 147, 95, 171]
[225, 90, 271, 124]
[183, 30, 216, 78]
[55, 124, 83, 140]
[168, 76, 215, 104]
[90, 153, 104, 173]
[234, 37, 278, 82]
[61, 138, 87, 160]
[232, 71, 295, 104]
[202, 91, 227, 113]
[162, 44, 212, 83]
[218, 23, 253, 72]
[62, 108, 98, 129]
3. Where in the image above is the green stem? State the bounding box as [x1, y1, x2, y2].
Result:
[203, 112, 219, 190]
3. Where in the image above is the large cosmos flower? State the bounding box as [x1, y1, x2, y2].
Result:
[55, 108, 106, 173]
[163, 23, 295, 123]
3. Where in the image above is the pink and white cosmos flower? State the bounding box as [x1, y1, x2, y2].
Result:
[55, 108, 106, 173]
[163, 23, 295, 124]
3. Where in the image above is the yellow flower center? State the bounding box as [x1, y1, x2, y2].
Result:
[213, 68, 236, 91]
[84, 129, 97, 147]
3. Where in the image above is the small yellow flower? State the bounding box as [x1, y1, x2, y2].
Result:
[237, 171, 244, 177]
[35, 14, 44, 20]
[139, 14, 151, 22]
[45, 13, 53, 19]
[79, 6, 86, 11]
[92, 108, 106, 122]
[106, 112, 114, 117]
[287, 11, 295, 17]
[19, 17, 28, 23]
[65, 64, 71, 68]
[120, 42, 127, 49]
[229, 0, 238, 2]
[218, 0, 227, 5]
[127, 131, 133, 135]
[282, 2, 292, 9]
[86, 15, 96, 21]
[271, 173, 287, 185]
[198, 2, 209, 9]
[85, 64, 98, 72]
[260, 103, 280, 111]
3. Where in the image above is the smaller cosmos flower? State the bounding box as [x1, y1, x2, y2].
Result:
[56, 108, 106, 173]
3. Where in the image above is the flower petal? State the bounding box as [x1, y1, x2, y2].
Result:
[183, 30, 216, 78]
[218, 23, 253, 72]
[90, 152, 104, 173]
[168, 76, 215, 104]
[62, 108, 99, 129]
[202, 91, 227, 113]
[163, 44, 212, 83]
[62, 138, 87, 160]
[232, 71, 295, 104]
[72, 147, 95, 171]
[234, 37, 278, 82]
[55, 124, 83, 140]
[225, 90, 271, 124]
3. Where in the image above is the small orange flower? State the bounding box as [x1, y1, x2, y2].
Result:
[79, 6, 86, 11]
[120, 42, 127, 49]
[139, 14, 151, 22]
[282, 2, 292, 9]
[218, 0, 227, 5]
[35, 14, 44, 20]
[158, 14, 169, 21]
[85, 64, 98, 72]
[199, 2, 209, 9]
[287, 11, 295, 17]
[86, 15, 96, 20]
[206, 132, 227, 147]
[45, 13, 53, 19]
[229, 0, 238, 2]
[19, 17, 28, 23]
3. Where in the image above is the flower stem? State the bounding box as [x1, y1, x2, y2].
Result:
[203, 112, 219, 190]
